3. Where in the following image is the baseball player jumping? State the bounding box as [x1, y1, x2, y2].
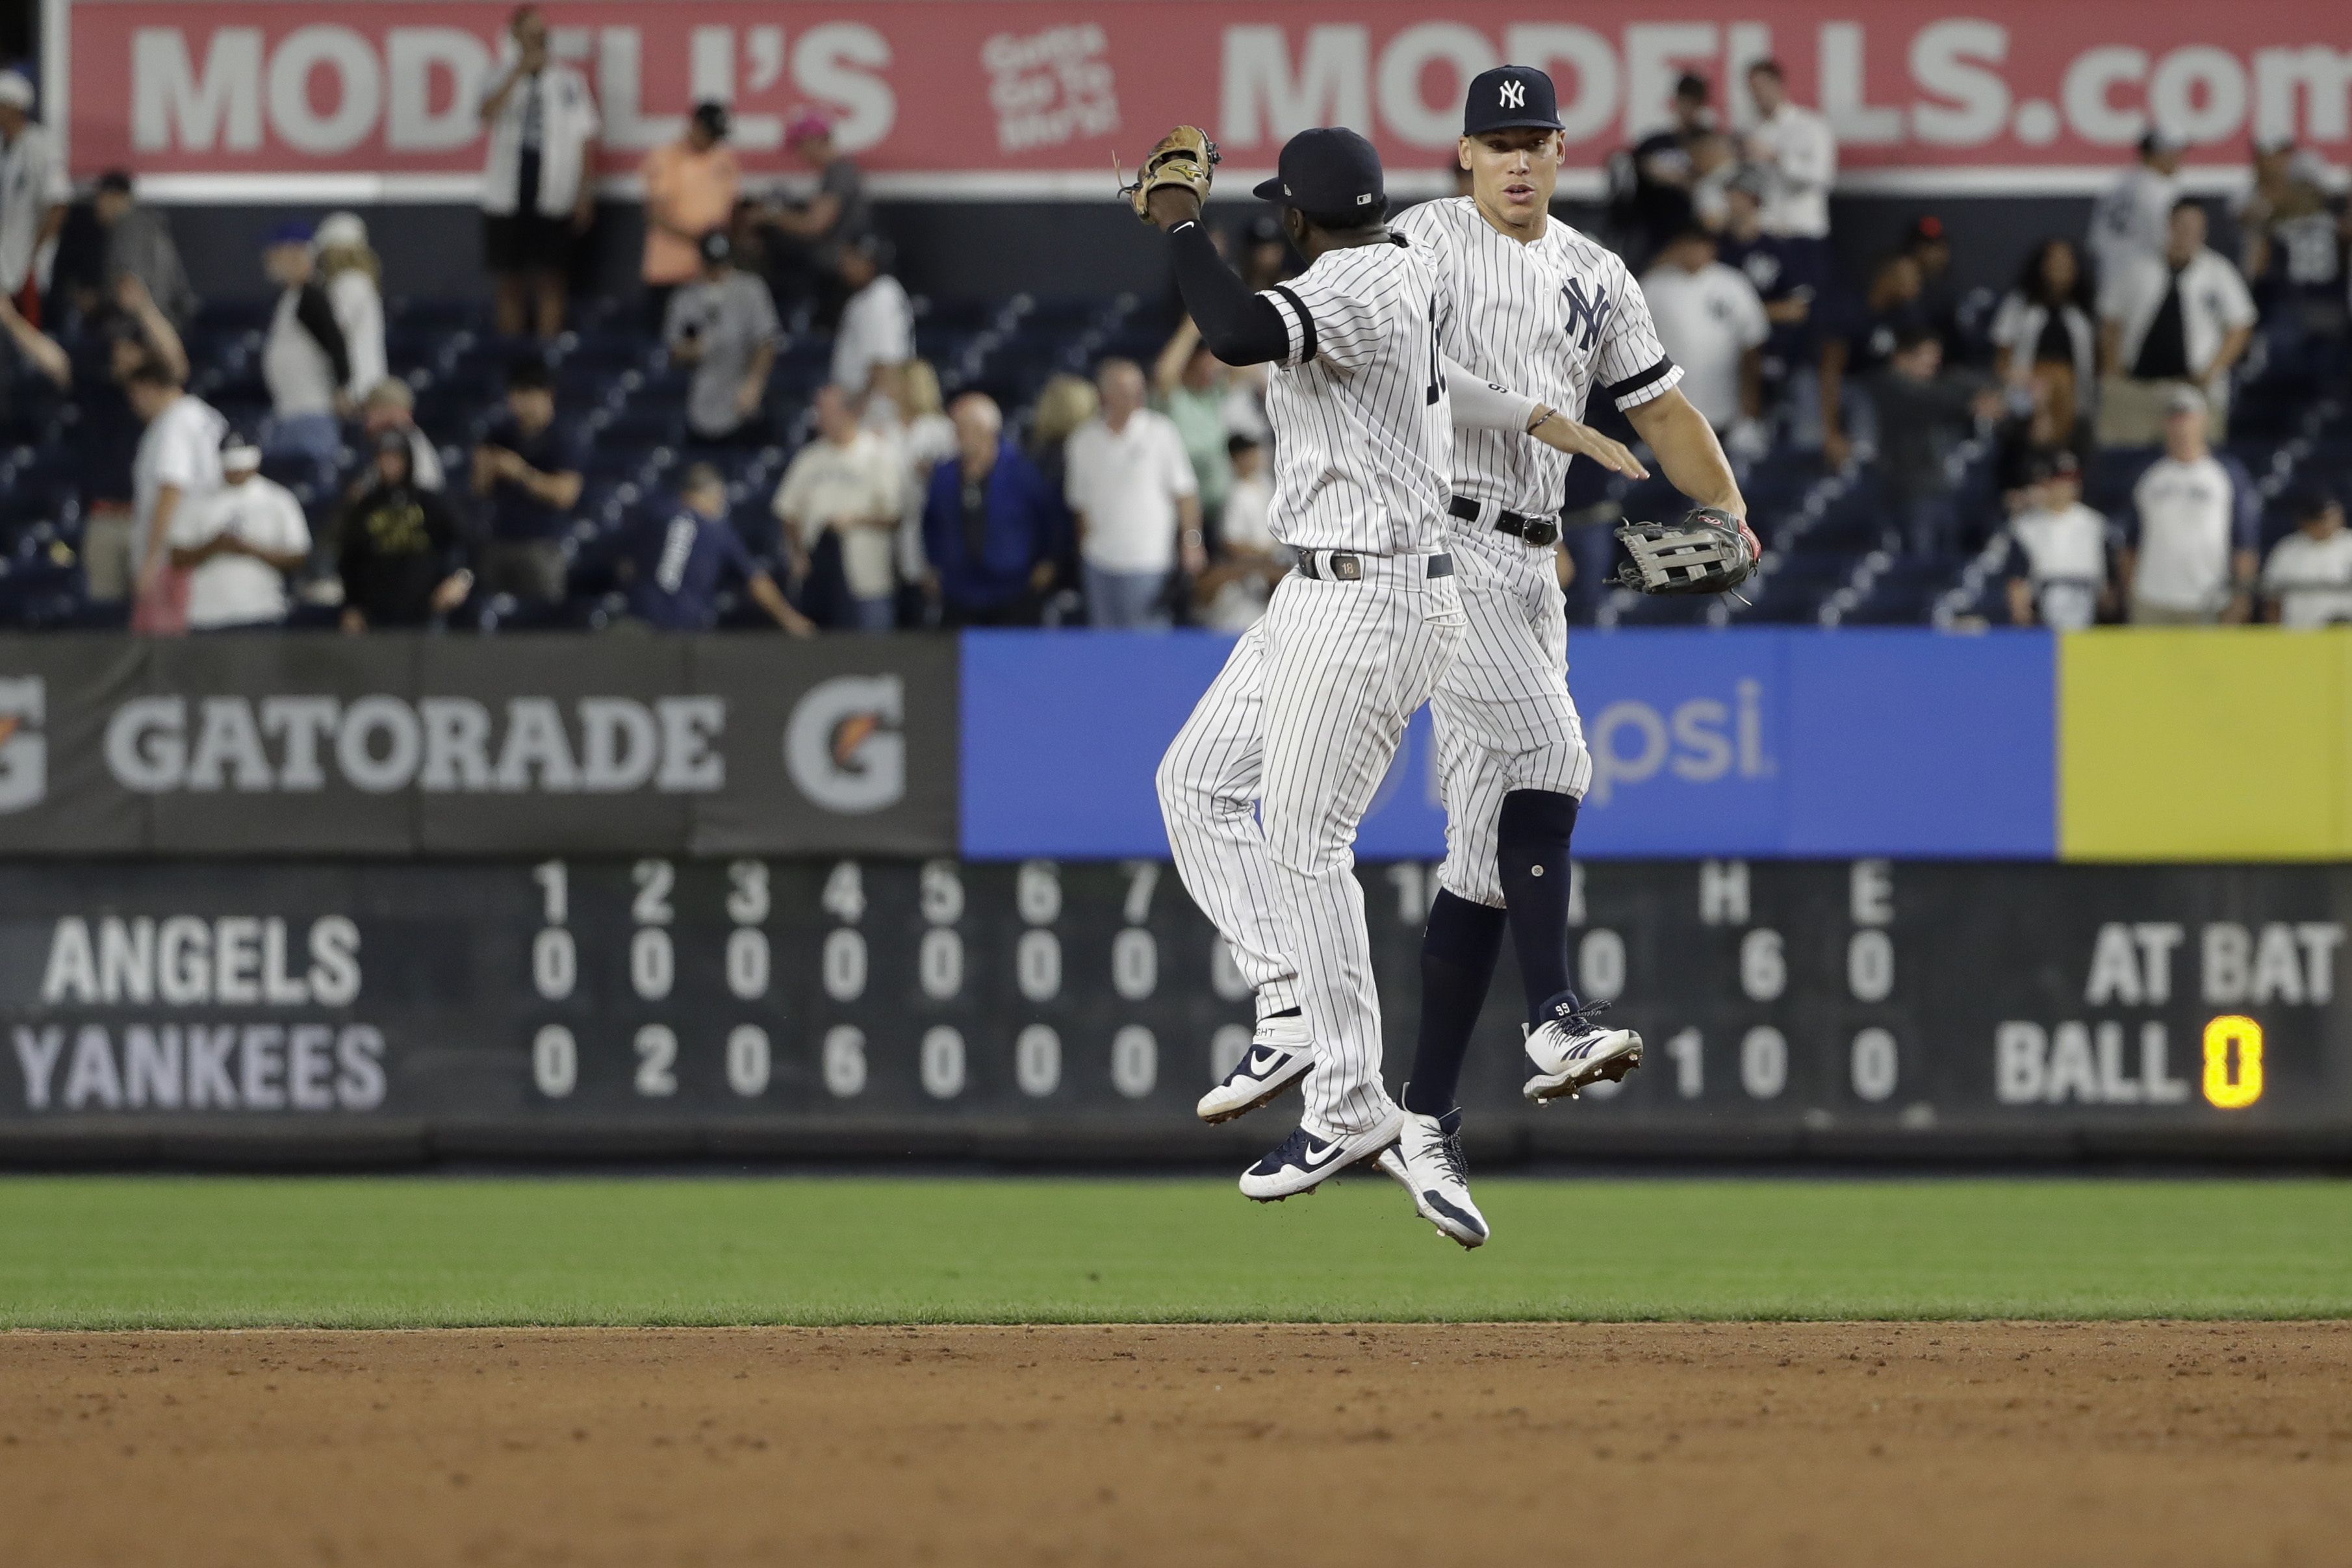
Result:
[1189, 70, 1757, 1248]
[1131, 125, 1648, 1205]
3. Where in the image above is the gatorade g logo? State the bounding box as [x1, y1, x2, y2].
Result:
[0, 676, 45, 813]
[784, 674, 906, 814]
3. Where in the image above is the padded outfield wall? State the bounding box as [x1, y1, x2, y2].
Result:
[0, 629, 2344, 1164]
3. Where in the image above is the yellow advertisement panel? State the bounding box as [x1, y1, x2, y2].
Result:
[2060, 629, 2352, 860]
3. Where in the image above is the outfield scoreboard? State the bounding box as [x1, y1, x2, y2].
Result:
[1, 859, 2345, 1163]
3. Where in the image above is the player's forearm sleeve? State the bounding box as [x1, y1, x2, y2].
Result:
[1168, 222, 1288, 367]
[1444, 357, 1540, 433]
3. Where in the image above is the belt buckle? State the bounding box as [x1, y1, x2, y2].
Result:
[1332, 553, 1362, 581]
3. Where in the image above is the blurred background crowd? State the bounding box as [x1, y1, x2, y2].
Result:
[0, 18, 2348, 638]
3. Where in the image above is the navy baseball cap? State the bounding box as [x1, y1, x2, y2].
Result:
[1251, 127, 1387, 221]
[1463, 65, 1563, 136]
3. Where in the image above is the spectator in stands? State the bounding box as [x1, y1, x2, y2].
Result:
[125, 357, 228, 633]
[1622, 73, 1715, 264]
[470, 357, 583, 604]
[337, 431, 473, 632]
[1873, 329, 2002, 554]
[2260, 487, 2352, 627]
[1238, 214, 1294, 292]
[1641, 226, 1770, 459]
[771, 383, 903, 631]
[2121, 385, 2258, 624]
[1027, 373, 1097, 496]
[259, 221, 352, 493]
[167, 433, 310, 633]
[664, 230, 779, 451]
[2236, 140, 2346, 363]
[1064, 358, 1203, 629]
[922, 392, 1066, 627]
[831, 234, 914, 414]
[4, 277, 187, 601]
[755, 108, 874, 314]
[1741, 60, 1835, 296]
[2003, 449, 2111, 629]
[2088, 130, 2182, 283]
[1902, 216, 1962, 349]
[313, 213, 389, 405]
[478, 3, 600, 340]
[1715, 167, 1813, 407]
[358, 380, 442, 493]
[641, 102, 738, 334]
[892, 359, 957, 598]
[0, 71, 67, 326]
[1819, 250, 1926, 470]
[2097, 200, 2256, 446]
[621, 463, 811, 634]
[1989, 239, 2098, 434]
[1195, 434, 1286, 632]
[84, 171, 197, 328]
[1152, 319, 1236, 535]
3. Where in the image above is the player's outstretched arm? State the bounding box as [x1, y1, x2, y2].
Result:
[1440, 356, 1648, 478]
[1625, 387, 1754, 549]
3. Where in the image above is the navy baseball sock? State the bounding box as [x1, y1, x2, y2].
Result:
[1403, 891, 1508, 1117]
[1498, 788, 1580, 1026]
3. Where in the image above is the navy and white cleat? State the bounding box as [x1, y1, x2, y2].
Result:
[1238, 1107, 1406, 1202]
[1197, 1011, 1314, 1124]
[1374, 1104, 1489, 1248]
[1522, 997, 1643, 1103]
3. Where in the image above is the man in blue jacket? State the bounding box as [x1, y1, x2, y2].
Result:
[619, 463, 813, 634]
[921, 392, 1067, 626]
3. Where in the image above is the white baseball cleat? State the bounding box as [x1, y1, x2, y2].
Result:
[1523, 998, 1643, 1103]
[1374, 1103, 1489, 1248]
[1237, 1106, 1406, 1202]
[1197, 1011, 1314, 1124]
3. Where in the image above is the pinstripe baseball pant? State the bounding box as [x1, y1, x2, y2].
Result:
[1431, 520, 1594, 909]
[1157, 552, 1465, 1137]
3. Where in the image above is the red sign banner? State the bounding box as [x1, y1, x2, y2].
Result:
[47, 0, 2352, 197]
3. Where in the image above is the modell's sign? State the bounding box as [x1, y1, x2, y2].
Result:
[0, 636, 955, 856]
[47, 0, 2352, 197]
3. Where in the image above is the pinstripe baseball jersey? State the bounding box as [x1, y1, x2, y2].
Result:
[1257, 236, 1452, 555]
[1391, 197, 1682, 518]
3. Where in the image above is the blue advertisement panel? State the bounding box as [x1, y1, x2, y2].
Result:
[960, 628, 2056, 861]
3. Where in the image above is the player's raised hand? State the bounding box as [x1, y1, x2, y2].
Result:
[1528, 410, 1649, 479]
[1120, 127, 1218, 230]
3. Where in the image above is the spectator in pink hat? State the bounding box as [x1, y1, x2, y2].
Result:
[752, 107, 875, 317]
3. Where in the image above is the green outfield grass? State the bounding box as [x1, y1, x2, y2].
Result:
[2, 1175, 2348, 1329]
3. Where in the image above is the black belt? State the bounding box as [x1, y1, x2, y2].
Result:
[1297, 551, 1453, 581]
[1451, 495, 1560, 548]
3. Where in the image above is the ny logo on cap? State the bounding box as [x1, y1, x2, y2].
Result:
[1500, 80, 1526, 109]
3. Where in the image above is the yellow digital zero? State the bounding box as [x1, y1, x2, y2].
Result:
[2201, 1015, 2264, 1110]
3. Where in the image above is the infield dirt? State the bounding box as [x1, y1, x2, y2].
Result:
[5, 1322, 2347, 1566]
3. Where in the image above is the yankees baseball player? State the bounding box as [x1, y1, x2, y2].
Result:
[1134, 125, 1647, 1207]
[1192, 68, 1755, 1248]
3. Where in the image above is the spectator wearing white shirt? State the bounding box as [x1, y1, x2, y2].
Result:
[1195, 434, 1288, 632]
[478, 4, 600, 340]
[259, 221, 353, 495]
[1062, 359, 1203, 629]
[1641, 227, 1770, 449]
[831, 235, 914, 417]
[2121, 386, 2259, 624]
[772, 383, 903, 630]
[2004, 449, 2111, 630]
[1741, 60, 1835, 286]
[167, 435, 311, 631]
[313, 213, 389, 404]
[2087, 131, 2183, 285]
[124, 358, 229, 632]
[2261, 488, 2352, 627]
[1989, 238, 2099, 428]
[0, 71, 68, 326]
[2097, 201, 2256, 446]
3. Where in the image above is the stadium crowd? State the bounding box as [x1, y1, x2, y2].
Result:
[0, 31, 2349, 635]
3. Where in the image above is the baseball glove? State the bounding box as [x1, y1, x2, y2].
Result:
[1613, 507, 1759, 596]
[1118, 126, 1219, 223]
